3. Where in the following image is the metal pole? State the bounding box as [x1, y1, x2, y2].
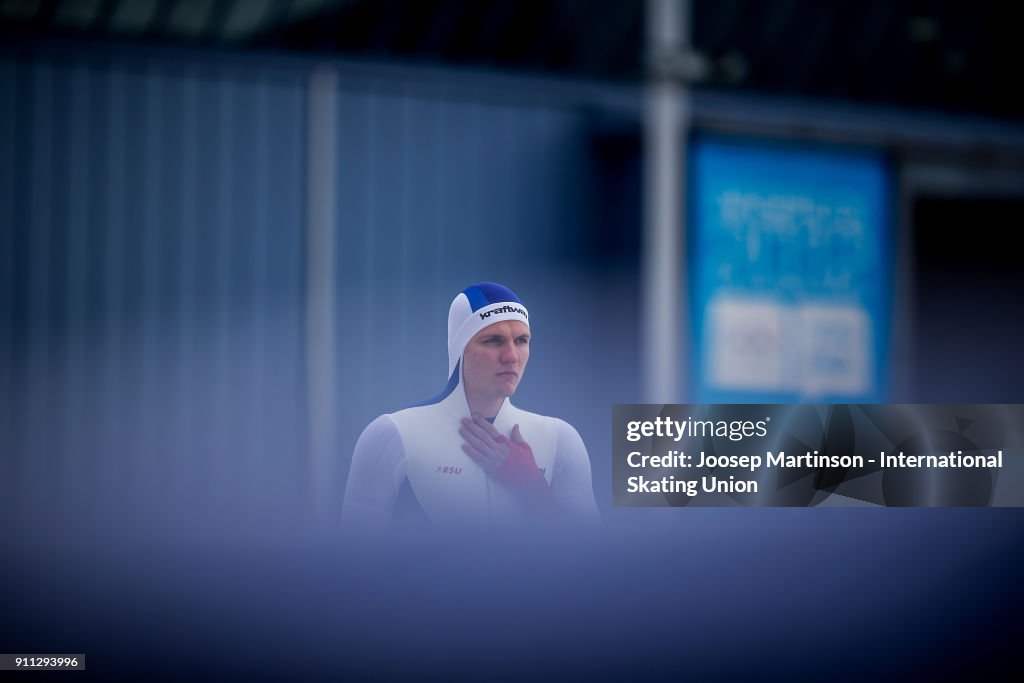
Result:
[306, 65, 338, 519]
[643, 0, 691, 403]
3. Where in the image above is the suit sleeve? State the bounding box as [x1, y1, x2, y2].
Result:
[341, 414, 407, 530]
[551, 419, 601, 522]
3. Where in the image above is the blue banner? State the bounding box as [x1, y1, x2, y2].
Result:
[690, 136, 892, 402]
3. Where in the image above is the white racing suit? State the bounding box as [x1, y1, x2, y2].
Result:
[342, 370, 599, 529]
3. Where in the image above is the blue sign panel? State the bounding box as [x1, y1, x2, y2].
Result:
[690, 136, 891, 402]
